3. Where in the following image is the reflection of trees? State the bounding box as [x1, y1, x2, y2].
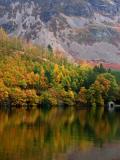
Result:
[0, 108, 120, 160]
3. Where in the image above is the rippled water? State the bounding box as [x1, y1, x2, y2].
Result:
[0, 107, 120, 160]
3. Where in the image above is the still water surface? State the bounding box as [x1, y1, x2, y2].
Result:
[0, 107, 120, 160]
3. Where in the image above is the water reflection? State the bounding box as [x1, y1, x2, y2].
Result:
[0, 107, 120, 160]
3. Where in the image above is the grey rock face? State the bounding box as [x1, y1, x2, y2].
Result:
[0, 0, 120, 63]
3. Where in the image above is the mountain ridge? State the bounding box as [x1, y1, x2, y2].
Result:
[0, 0, 120, 63]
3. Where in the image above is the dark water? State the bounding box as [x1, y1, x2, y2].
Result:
[0, 107, 120, 160]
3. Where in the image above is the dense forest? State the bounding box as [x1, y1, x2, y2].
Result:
[0, 28, 120, 108]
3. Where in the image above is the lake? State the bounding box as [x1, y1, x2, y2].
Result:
[0, 107, 120, 160]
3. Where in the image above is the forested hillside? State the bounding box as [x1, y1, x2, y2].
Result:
[0, 28, 120, 108]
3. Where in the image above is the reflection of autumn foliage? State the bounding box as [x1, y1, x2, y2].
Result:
[0, 108, 119, 160]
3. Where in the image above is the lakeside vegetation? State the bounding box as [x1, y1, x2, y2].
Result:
[0, 28, 120, 108]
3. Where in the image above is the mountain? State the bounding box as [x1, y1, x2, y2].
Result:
[0, 0, 120, 63]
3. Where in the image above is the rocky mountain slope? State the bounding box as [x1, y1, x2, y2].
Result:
[0, 0, 120, 63]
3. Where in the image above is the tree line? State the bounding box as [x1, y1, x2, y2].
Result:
[0, 28, 120, 108]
